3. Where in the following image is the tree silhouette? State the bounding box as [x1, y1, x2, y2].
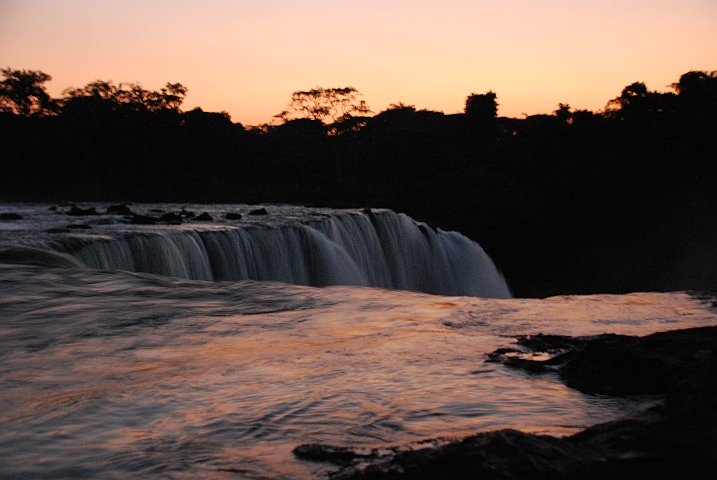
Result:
[671, 70, 717, 119]
[62, 80, 119, 101]
[465, 91, 498, 119]
[274, 87, 371, 124]
[670, 71, 717, 144]
[671, 70, 717, 97]
[553, 103, 572, 124]
[0, 68, 57, 116]
[62, 80, 187, 112]
[605, 82, 648, 115]
[386, 102, 416, 111]
[604, 81, 677, 123]
[464, 91, 498, 145]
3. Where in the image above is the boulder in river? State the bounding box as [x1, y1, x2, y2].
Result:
[159, 212, 183, 225]
[248, 207, 268, 216]
[106, 204, 133, 215]
[67, 206, 99, 216]
[297, 325, 717, 479]
[130, 214, 158, 225]
[195, 212, 214, 222]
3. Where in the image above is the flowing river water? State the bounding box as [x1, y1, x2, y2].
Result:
[1, 204, 715, 478]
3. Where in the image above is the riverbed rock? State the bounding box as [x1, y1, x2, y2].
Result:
[248, 207, 268, 215]
[195, 212, 213, 221]
[130, 213, 158, 225]
[296, 325, 717, 479]
[491, 327, 717, 396]
[106, 204, 133, 215]
[159, 212, 183, 225]
[67, 205, 99, 216]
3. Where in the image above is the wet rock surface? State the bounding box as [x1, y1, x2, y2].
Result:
[489, 326, 717, 396]
[159, 212, 183, 224]
[296, 325, 717, 479]
[67, 205, 99, 216]
[195, 212, 213, 221]
[129, 213, 158, 225]
[248, 207, 269, 215]
[105, 204, 133, 215]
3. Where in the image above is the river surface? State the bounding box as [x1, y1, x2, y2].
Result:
[1, 204, 716, 478]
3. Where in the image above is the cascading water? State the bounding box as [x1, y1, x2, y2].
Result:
[0, 206, 511, 298]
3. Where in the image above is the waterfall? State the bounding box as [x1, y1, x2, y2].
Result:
[42, 210, 511, 298]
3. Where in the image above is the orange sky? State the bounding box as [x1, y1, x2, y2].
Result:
[1, 0, 715, 125]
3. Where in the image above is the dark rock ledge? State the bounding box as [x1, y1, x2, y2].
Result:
[295, 326, 717, 479]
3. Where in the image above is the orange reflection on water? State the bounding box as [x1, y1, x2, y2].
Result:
[2, 269, 716, 479]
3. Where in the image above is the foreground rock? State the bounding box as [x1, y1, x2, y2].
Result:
[488, 326, 717, 396]
[295, 326, 717, 479]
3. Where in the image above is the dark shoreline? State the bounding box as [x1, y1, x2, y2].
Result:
[4, 68, 717, 297]
[295, 323, 717, 479]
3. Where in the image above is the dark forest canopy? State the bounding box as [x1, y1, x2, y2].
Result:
[62, 80, 188, 113]
[1, 68, 717, 297]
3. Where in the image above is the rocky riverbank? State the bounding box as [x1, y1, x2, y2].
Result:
[295, 324, 717, 479]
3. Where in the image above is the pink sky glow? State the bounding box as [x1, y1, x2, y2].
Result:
[1, 0, 716, 125]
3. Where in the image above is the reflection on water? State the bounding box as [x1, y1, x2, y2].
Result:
[1, 264, 715, 478]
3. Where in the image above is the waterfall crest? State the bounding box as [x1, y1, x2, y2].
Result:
[43, 210, 511, 297]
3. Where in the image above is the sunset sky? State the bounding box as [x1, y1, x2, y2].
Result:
[1, 0, 715, 125]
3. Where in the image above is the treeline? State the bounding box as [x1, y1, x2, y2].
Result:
[1, 68, 716, 296]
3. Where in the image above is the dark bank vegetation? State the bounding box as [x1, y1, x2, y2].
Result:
[2, 68, 716, 296]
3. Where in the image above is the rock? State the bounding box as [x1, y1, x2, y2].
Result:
[298, 326, 717, 479]
[106, 204, 133, 215]
[67, 206, 99, 216]
[180, 209, 195, 218]
[130, 213, 158, 225]
[225, 212, 242, 220]
[293, 444, 371, 466]
[195, 212, 214, 221]
[560, 340, 676, 395]
[248, 207, 268, 215]
[0, 212, 23, 220]
[299, 429, 587, 480]
[496, 327, 717, 397]
[159, 212, 183, 225]
[0, 246, 84, 269]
